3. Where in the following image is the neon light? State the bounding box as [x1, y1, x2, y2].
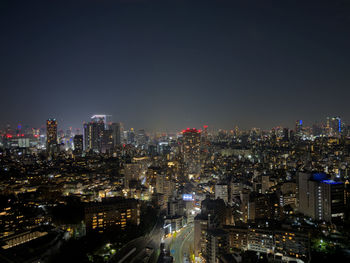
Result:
[183, 194, 193, 201]
[321, 180, 342, 185]
[299, 120, 302, 125]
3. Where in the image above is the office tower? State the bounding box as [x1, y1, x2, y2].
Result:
[295, 120, 303, 136]
[46, 118, 57, 152]
[136, 129, 147, 147]
[101, 129, 113, 153]
[327, 116, 342, 136]
[127, 128, 135, 144]
[297, 172, 345, 222]
[73, 134, 83, 154]
[91, 114, 110, 129]
[109, 122, 121, 147]
[84, 116, 105, 152]
[182, 128, 201, 179]
[203, 125, 208, 139]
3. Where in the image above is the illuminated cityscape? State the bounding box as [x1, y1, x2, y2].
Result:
[1, 115, 350, 262]
[1, 1, 350, 263]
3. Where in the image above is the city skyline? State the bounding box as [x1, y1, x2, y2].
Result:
[0, 114, 348, 133]
[1, 0, 350, 131]
[2, 1, 350, 263]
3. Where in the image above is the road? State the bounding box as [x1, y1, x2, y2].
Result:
[165, 224, 194, 263]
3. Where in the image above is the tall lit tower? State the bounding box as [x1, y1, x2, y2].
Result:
[295, 120, 303, 136]
[203, 125, 208, 141]
[109, 122, 122, 147]
[46, 118, 57, 152]
[182, 128, 201, 179]
[327, 116, 342, 137]
[84, 116, 105, 152]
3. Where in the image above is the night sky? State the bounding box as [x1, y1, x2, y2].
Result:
[1, 0, 349, 131]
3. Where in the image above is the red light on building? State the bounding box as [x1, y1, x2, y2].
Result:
[6, 134, 12, 138]
[182, 128, 200, 133]
[203, 125, 208, 129]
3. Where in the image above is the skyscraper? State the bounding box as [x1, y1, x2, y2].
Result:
[73, 134, 83, 154]
[109, 122, 121, 147]
[182, 128, 201, 179]
[295, 120, 302, 136]
[91, 115, 110, 129]
[326, 116, 342, 137]
[84, 116, 105, 152]
[46, 118, 57, 152]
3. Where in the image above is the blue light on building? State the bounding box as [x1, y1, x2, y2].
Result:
[321, 179, 343, 185]
[312, 172, 328, 181]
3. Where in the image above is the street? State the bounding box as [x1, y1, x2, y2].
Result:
[165, 223, 194, 263]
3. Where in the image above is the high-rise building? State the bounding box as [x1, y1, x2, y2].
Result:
[326, 116, 342, 136]
[84, 116, 105, 152]
[46, 118, 57, 152]
[182, 128, 201, 179]
[297, 172, 345, 222]
[91, 114, 110, 129]
[73, 134, 83, 154]
[156, 173, 175, 201]
[127, 128, 135, 144]
[136, 129, 147, 148]
[295, 120, 303, 136]
[194, 214, 208, 258]
[109, 122, 121, 147]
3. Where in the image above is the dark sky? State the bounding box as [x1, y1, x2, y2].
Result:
[1, 0, 349, 132]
